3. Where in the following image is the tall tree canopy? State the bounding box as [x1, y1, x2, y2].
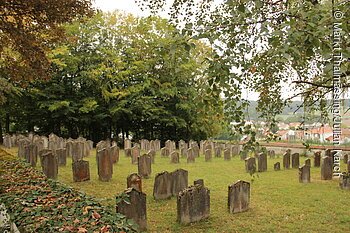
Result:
[138, 0, 349, 138]
[4, 12, 223, 143]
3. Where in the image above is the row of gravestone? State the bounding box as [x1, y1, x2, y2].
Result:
[117, 169, 251, 231]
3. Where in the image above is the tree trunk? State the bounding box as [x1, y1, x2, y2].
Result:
[5, 113, 10, 133]
[0, 118, 3, 144]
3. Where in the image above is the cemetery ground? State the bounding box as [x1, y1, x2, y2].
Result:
[2, 147, 350, 233]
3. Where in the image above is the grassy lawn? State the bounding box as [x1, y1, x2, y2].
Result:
[4, 147, 350, 233]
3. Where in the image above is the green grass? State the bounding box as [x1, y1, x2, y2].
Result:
[4, 147, 350, 233]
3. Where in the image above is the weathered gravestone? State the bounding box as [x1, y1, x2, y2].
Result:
[170, 151, 180, 164]
[72, 160, 90, 182]
[124, 139, 132, 150]
[299, 165, 310, 183]
[138, 154, 152, 178]
[116, 188, 147, 232]
[205, 149, 212, 162]
[42, 151, 58, 179]
[339, 172, 350, 190]
[268, 150, 276, 159]
[305, 158, 311, 167]
[283, 152, 290, 169]
[232, 145, 240, 157]
[314, 151, 321, 167]
[96, 149, 113, 181]
[127, 173, 142, 192]
[56, 148, 67, 166]
[180, 148, 188, 158]
[257, 153, 267, 172]
[24, 144, 38, 167]
[292, 153, 300, 168]
[3, 135, 12, 148]
[344, 154, 348, 164]
[72, 142, 84, 162]
[124, 148, 131, 157]
[274, 162, 280, 171]
[215, 147, 222, 157]
[147, 149, 156, 164]
[161, 147, 169, 157]
[224, 149, 231, 161]
[65, 141, 73, 157]
[187, 148, 195, 163]
[109, 146, 119, 164]
[177, 185, 210, 224]
[153, 171, 173, 200]
[321, 156, 333, 180]
[194, 179, 204, 186]
[171, 169, 188, 196]
[228, 180, 250, 214]
[131, 146, 140, 164]
[245, 157, 256, 174]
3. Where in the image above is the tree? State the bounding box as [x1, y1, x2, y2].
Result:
[138, 0, 349, 143]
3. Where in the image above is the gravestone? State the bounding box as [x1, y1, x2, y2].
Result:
[181, 148, 188, 158]
[305, 158, 311, 167]
[187, 148, 195, 163]
[161, 147, 169, 157]
[245, 157, 256, 174]
[72, 142, 84, 162]
[339, 173, 350, 190]
[24, 144, 38, 167]
[41, 151, 58, 179]
[283, 152, 290, 169]
[224, 149, 231, 161]
[268, 150, 276, 159]
[194, 179, 204, 186]
[153, 171, 173, 200]
[170, 151, 180, 164]
[124, 139, 132, 150]
[65, 141, 73, 157]
[205, 149, 212, 162]
[232, 145, 240, 156]
[110, 146, 119, 164]
[344, 154, 348, 164]
[147, 149, 156, 164]
[240, 150, 248, 160]
[299, 165, 310, 183]
[291, 153, 300, 168]
[177, 185, 210, 224]
[127, 173, 142, 192]
[215, 147, 222, 157]
[228, 180, 250, 214]
[72, 160, 90, 182]
[124, 148, 131, 157]
[321, 156, 333, 180]
[96, 149, 113, 182]
[138, 154, 152, 178]
[56, 148, 67, 166]
[274, 162, 280, 171]
[314, 151, 321, 167]
[116, 188, 147, 232]
[257, 153, 267, 172]
[131, 146, 140, 164]
[171, 169, 188, 196]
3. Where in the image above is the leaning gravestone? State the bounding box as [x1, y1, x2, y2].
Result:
[42, 151, 58, 179]
[138, 154, 152, 178]
[205, 149, 212, 162]
[257, 153, 267, 172]
[339, 172, 350, 190]
[127, 173, 142, 192]
[283, 152, 290, 169]
[299, 165, 310, 183]
[228, 180, 250, 214]
[291, 153, 300, 168]
[116, 188, 147, 232]
[72, 160, 90, 182]
[321, 156, 333, 180]
[177, 185, 210, 224]
[170, 151, 180, 164]
[153, 171, 173, 200]
[96, 149, 113, 182]
[224, 149, 231, 161]
[245, 157, 256, 174]
[314, 151, 321, 167]
[171, 169, 188, 196]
